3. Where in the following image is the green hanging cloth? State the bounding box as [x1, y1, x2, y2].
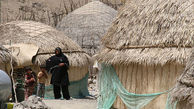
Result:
[97, 64, 177, 109]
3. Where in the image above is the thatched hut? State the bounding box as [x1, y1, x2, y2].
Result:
[0, 21, 91, 98]
[170, 48, 194, 109]
[0, 45, 14, 72]
[57, 0, 117, 56]
[96, 0, 194, 108]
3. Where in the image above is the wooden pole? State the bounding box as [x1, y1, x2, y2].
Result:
[0, 0, 1, 24]
[10, 40, 18, 103]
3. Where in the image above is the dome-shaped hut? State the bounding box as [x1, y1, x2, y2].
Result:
[0, 21, 91, 98]
[96, 0, 194, 108]
[57, 0, 117, 56]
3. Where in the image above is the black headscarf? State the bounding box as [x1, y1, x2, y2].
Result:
[55, 47, 63, 57]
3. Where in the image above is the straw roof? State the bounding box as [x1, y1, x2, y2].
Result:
[57, 1, 117, 56]
[0, 45, 12, 64]
[170, 48, 194, 106]
[0, 21, 91, 67]
[96, 0, 194, 65]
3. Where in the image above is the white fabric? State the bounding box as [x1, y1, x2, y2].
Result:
[93, 60, 99, 69]
[4, 43, 39, 67]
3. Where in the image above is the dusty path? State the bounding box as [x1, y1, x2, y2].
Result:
[43, 99, 97, 109]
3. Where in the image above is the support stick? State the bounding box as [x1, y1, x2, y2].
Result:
[10, 40, 18, 103]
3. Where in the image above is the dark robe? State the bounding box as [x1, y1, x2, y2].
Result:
[46, 53, 70, 86]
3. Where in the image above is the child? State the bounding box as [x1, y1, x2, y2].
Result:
[25, 67, 36, 100]
[37, 65, 48, 98]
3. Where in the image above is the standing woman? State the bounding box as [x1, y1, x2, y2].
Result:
[46, 47, 70, 100]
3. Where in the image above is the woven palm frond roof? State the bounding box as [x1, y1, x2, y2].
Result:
[0, 21, 91, 67]
[96, 0, 194, 65]
[57, 1, 117, 55]
[170, 47, 194, 106]
[0, 45, 12, 64]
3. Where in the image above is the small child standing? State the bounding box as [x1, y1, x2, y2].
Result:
[37, 65, 48, 98]
[25, 67, 36, 100]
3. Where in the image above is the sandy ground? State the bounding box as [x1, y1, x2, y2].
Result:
[43, 99, 97, 109]
[43, 78, 98, 109]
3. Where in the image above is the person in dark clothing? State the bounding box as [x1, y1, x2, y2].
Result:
[24, 67, 36, 100]
[46, 47, 70, 100]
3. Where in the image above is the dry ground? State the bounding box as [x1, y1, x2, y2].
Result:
[43, 79, 98, 109]
[43, 99, 97, 109]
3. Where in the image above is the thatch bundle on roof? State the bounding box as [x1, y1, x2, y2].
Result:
[96, 0, 194, 108]
[57, 1, 117, 56]
[170, 48, 194, 108]
[0, 45, 15, 72]
[0, 45, 11, 64]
